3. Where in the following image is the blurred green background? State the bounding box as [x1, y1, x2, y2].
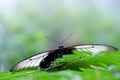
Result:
[0, 0, 120, 71]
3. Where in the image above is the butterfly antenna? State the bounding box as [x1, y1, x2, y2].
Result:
[61, 32, 73, 45]
[45, 36, 61, 45]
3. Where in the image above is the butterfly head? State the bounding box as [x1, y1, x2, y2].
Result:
[58, 46, 64, 49]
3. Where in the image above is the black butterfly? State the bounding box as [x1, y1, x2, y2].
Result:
[10, 34, 117, 72]
[10, 44, 117, 72]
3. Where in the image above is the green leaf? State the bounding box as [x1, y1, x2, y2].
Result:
[48, 51, 120, 71]
[1, 51, 120, 80]
[0, 69, 120, 80]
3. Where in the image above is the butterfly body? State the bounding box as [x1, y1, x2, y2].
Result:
[40, 46, 70, 68]
[10, 44, 117, 72]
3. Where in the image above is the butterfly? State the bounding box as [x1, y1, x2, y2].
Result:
[10, 44, 117, 72]
[10, 33, 117, 72]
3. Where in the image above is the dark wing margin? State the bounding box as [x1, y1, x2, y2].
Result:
[67, 44, 117, 55]
[10, 52, 49, 72]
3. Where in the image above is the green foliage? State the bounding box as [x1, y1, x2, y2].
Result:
[0, 51, 120, 80]
[48, 51, 120, 71]
[0, 69, 120, 80]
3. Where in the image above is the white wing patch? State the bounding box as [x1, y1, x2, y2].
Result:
[75, 45, 116, 55]
[11, 52, 48, 71]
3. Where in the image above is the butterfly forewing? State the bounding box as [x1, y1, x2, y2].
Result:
[73, 44, 117, 54]
[10, 52, 49, 72]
